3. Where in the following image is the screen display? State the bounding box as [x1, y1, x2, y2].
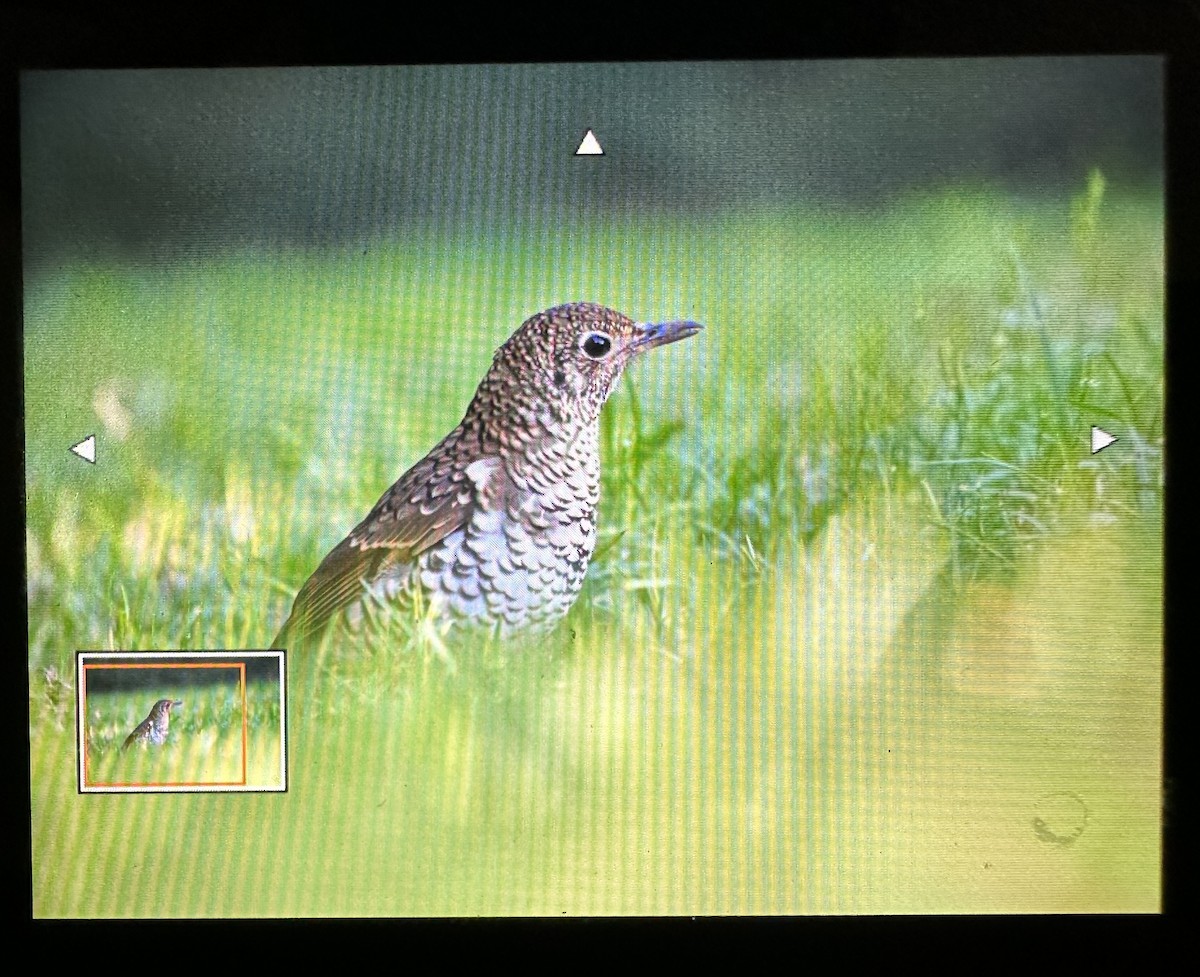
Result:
[24, 59, 1163, 915]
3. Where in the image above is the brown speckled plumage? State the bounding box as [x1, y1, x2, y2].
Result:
[274, 302, 701, 645]
[122, 699, 183, 750]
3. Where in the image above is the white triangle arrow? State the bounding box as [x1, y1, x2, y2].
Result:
[575, 129, 604, 156]
[70, 434, 96, 464]
[1090, 426, 1117, 455]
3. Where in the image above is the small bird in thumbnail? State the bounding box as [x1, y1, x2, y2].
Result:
[122, 698, 183, 750]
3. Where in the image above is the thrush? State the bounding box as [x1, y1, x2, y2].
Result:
[122, 698, 183, 750]
[274, 302, 701, 646]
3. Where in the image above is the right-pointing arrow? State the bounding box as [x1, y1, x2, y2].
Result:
[1091, 426, 1118, 455]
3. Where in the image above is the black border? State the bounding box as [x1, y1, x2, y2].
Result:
[4, 0, 1186, 952]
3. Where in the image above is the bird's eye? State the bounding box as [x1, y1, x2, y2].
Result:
[582, 333, 613, 359]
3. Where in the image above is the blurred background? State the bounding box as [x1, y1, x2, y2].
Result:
[22, 59, 1160, 270]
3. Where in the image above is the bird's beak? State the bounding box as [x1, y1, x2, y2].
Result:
[632, 319, 703, 352]
[171, 700, 183, 708]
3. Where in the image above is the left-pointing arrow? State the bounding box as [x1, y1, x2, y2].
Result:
[70, 435, 96, 464]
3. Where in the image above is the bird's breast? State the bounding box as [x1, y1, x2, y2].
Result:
[416, 445, 600, 636]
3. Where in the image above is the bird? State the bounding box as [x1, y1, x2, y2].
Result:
[122, 698, 183, 750]
[274, 302, 701, 647]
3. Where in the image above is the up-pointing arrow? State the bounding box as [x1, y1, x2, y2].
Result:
[70, 434, 96, 464]
[575, 129, 604, 156]
[1090, 426, 1117, 455]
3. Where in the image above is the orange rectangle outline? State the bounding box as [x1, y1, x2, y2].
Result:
[82, 661, 245, 788]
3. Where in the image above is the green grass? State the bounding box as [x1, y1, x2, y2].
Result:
[27, 178, 1163, 914]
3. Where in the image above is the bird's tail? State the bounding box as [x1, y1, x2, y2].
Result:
[271, 609, 323, 651]
[271, 617, 291, 651]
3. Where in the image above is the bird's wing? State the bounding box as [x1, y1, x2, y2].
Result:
[275, 431, 505, 645]
[122, 720, 149, 750]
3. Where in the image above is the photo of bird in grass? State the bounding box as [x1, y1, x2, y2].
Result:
[25, 58, 1163, 917]
[274, 302, 701, 649]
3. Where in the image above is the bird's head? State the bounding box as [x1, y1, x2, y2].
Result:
[487, 303, 702, 426]
[154, 698, 183, 716]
